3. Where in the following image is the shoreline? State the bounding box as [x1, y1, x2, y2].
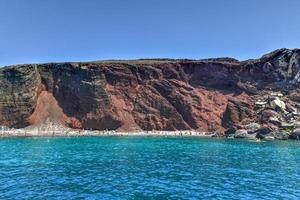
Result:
[0, 129, 297, 140]
[0, 129, 216, 138]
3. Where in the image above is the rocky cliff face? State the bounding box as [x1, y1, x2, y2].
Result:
[1, 48, 300, 138]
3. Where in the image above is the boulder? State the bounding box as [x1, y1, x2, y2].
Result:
[245, 123, 261, 133]
[281, 122, 295, 129]
[211, 130, 224, 137]
[255, 100, 267, 106]
[255, 126, 273, 139]
[285, 103, 297, 114]
[224, 127, 237, 136]
[271, 97, 286, 111]
[289, 128, 300, 140]
[269, 131, 289, 140]
[289, 90, 300, 102]
[264, 135, 275, 140]
[260, 109, 279, 123]
[270, 92, 284, 97]
[268, 117, 282, 127]
[234, 129, 256, 139]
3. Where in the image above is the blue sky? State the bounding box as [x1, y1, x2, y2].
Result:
[0, 0, 300, 66]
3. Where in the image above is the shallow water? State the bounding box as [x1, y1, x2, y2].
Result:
[0, 137, 299, 199]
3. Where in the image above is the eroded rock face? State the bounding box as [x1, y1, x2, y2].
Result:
[0, 65, 42, 128]
[222, 96, 255, 129]
[0, 48, 300, 136]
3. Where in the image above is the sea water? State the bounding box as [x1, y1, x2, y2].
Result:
[0, 137, 299, 199]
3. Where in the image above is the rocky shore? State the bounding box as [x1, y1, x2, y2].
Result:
[0, 125, 297, 140]
[224, 90, 300, 140]
[0, 115, 299, 139]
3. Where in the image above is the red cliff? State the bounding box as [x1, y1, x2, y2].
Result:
[1, 48, 300, 138]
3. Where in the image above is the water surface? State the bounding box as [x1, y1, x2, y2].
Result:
[0, 137, 299, 199]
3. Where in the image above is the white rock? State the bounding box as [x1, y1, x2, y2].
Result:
[270, 92, 283, 97]
[255, 101, 267, 105]
[271, 97, 286, 110]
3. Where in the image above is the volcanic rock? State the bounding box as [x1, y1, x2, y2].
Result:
[0, 48, 300, 138]
[271, 97, 286, 111]
[260, 109, 280, 124]
[289, 128, 300, 140]
[233, 129, 256, 139]
[255, 126, 273, 139]
[222, 96, 255, 129]
[245, 123, 261, 133]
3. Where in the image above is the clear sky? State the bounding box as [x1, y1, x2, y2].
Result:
[0, 0, 300, 66]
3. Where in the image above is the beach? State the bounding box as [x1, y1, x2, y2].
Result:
[0, 128, 214, 137]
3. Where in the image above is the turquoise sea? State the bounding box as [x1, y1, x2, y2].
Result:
[0, 137, 299, 199]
